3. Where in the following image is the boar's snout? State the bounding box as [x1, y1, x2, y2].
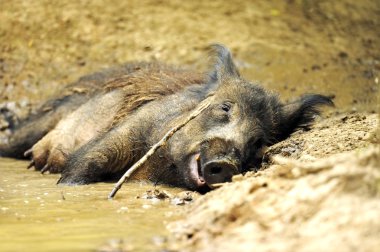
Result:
[199, 138, 241, 188]
[202, 159, 239, 188]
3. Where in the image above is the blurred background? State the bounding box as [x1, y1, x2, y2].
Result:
[0, 0, 379, 117]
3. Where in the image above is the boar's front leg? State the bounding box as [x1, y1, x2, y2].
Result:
[58, 125, 135, 185]
[28, 90, 124, 174]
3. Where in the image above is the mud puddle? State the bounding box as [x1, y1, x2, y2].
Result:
[0, 158, 188, 252]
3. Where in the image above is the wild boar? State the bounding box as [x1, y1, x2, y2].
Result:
[0, 44, 333, 191]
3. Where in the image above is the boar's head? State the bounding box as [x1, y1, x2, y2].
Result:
[162, 44, 333, 191]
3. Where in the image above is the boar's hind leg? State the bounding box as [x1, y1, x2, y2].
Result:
[0, 94, 88, 159]
[28, 90, 124, 174]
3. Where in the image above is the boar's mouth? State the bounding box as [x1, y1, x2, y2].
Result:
[188, 152, 240, 190]
[189, 153, 206, 187]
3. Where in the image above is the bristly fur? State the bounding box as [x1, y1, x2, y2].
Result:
[103, 63, 205, 127]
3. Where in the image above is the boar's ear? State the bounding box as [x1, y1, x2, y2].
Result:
[277, 94, 334, 140]
[208, 44, 240, 83]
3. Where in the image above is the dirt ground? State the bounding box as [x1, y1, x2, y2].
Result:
[0, 0, 379, 251]
[1, 1, 379, 110]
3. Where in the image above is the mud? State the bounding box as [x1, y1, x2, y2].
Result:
[264, 112, 378, 162]
[0, 158, 190, 252]
[0, 0, 379, 251]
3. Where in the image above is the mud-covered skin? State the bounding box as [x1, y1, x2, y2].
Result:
[0, 45, 333, 191]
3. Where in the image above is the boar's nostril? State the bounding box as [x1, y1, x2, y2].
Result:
[202, 161, 239, 189]
[210, 166, 222, 175]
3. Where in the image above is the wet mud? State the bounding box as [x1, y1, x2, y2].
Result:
[0, 158, 193, 252]
[0, 0, 379, 251]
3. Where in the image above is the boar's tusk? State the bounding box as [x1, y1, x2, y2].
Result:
[108, 99, 212, 199]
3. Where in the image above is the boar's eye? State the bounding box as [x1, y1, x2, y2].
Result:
[221, 102, 231, 112]
[210, 102, 233, 123]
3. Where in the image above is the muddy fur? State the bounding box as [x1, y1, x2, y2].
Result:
[0, 45, 333, 190]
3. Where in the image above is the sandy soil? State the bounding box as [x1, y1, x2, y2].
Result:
[264, 112, 378, 162]
[0, 0, 379, 251]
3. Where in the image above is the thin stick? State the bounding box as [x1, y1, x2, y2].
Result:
[108, 100, 211, 199]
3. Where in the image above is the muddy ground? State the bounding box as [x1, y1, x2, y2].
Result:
[0, 0, 379, 251]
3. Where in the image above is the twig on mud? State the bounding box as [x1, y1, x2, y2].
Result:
[108, 100, 211, 199]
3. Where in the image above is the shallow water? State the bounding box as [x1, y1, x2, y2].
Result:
[0, 158, 185, 252]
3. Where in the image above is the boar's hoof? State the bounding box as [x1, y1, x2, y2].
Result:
[202, 160, 239, 188]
